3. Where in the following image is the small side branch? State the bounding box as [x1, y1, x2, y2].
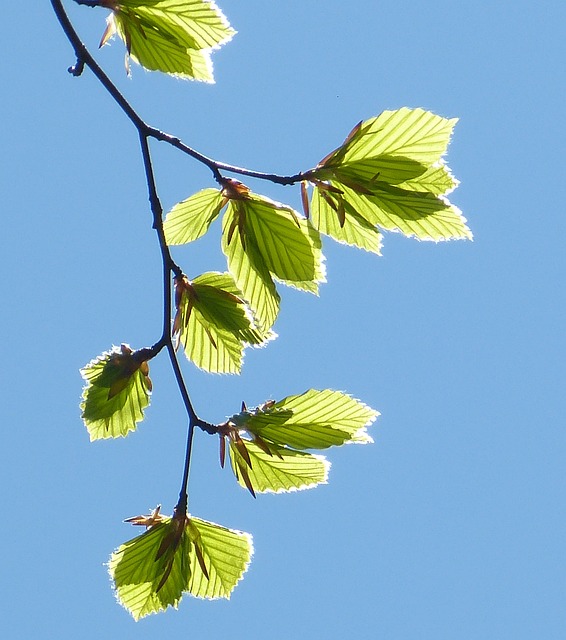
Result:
[51, 0, 312, 187]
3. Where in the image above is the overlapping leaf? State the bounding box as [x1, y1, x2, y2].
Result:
[109, 511, 253, 620]
[80, 344, 152, 441]
[229, 438, 329, 494]
[307, 108, 471, 245]
[221, 183, 325, 331]
[100, 0, 235, 80]
[223, 390, 377, 495]
[232, 389, 377, 450]
[173, 271, 271, 374]
[309, 184, 383, 254]
[164, 188, 226, 245]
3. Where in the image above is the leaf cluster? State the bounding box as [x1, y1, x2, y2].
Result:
[62, 0, 472, 621]
[99, 0, 235, 81]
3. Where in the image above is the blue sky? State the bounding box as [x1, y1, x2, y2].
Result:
[2, 1, 565, 638]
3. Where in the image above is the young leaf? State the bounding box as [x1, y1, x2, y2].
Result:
[236, 194, 325, 292]
[234, 389, 378, 451]
[229, 438, 329, 494]
[309, 185, 383, 254]
[109, 517, 190, 620]
[163, 188, 226, 245]
[174, 272, 271, 374]
[337, 182, 471, 241]
[109, 511, 253, 619]
[186, 517, 253, 599]
[320, 108, 458, 175]
[221, 205, 281, 333]
[309, 108, 472, 245]
[397, 163, 459, 196]
[101, 0, 236, 81]
[80, 345, 152, 441]
[221, 185, 325, 329]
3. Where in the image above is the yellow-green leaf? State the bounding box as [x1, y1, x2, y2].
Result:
[234, 389, 377, 450]
[186, 517, 253, 599]
[309, 108, 471, 245]
[109, 511, 253, 619]
[222, 206, 281, 333]
[229, 439, 329, 494]
[164, 188, 226, 245]
[338, 182, 472, 241]
[80, 345, 152, 441]
[321, 108, 458, 172]
[174, 272, 271, 374]
[309, 185, 383, 254]
[102, 0, 236, 80]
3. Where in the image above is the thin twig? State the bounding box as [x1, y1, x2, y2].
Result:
[52, 0, 310, 187]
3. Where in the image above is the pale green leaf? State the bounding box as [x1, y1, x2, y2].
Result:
[186, 517, 253, 599]
[80, 345, 152, 441]
[109, 512, 253, 619]
[163, 188, 225, 245]
[106, 0, 235, 80]
[308, 109, 470, 244]
[241, 195, 326, 292]
[109, 518, 190, 620]
[321, 108, 458, 171]
[397, 163, 459, 196]
[309, 185, 382, 254]
[239, 389, 378, 450]
[222, 206, 281, 333]
[174, 272, 270, 374]
[229, 439, 329, 494]
[338, 182, 472, 241]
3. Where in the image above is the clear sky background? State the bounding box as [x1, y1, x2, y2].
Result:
[2, 1, 565, 638]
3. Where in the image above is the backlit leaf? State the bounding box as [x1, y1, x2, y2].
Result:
[229, 439, 329, 494]
[309, 108, 471, 244]
[164, 188, 226, 245]
[80, 344, 152, 441]
[320, 108, 458, 172]
[186, 517, 253, 599]
[221, 187, 325, 328]
[109, 517, 190, 620]
[109, 511, 252, 619]
[337, 182, 471, 241]
[237, 195, 325, 292]
[235, 389, 377, 451]
[102, 0, 235, 80]
[221, 206, 280, 333]
[309, 185, 383, 254]
[174, 272, 271, 374]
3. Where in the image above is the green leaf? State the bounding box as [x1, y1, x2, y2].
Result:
[309, 108, 471, 244]
[237, 195, 325, 292]
[397, 163, 459, 196]
[102, 0, 236, 81]
[229, 438, 329, 494]
[309, 184, 383, 254]
[80, 345, 152, 441]
[337, 182, 472, 241]
[221, 186, 325, 328]
[235, 389, 377, 451]
[174, 272, 271, 374]
[186, 517, 253, 599]
[109, 511, 253, 619]
[320, 108, 458, 173]
[109, 517, 190, 620]
[221, 206, 281, 333]
[163, 188, 226, 245]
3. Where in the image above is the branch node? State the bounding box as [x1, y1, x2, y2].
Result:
[68, 57, 85, 77]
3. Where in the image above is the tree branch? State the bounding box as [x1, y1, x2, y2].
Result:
[51, 0, 311, 187]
